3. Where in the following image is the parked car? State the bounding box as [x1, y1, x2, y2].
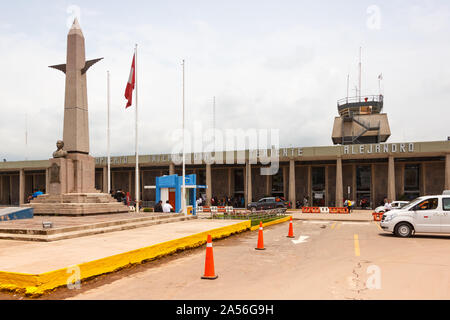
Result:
[247, 197, 287, 212]
[374, 201, 409, 213]
[380, 192, 450, 237]
[276, 196, 292, 209]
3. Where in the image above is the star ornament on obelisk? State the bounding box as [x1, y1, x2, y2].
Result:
[49, 18, 103, 155]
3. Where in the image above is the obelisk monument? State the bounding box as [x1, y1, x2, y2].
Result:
[50, 18, 102, 155]
[47, 18, 102, 194]
[26, 19, 128, 215]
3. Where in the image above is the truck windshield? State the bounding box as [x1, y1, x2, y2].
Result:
[401, 197, 424, 210]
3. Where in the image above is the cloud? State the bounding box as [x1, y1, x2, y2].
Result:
[1, 2, 450, 162]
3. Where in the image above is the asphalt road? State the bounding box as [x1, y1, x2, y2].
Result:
[12, 219, 450, 300]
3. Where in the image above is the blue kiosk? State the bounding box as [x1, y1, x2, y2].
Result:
[155, 174, 206, 215]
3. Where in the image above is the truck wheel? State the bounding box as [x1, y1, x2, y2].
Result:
[394, 222, 413, 238]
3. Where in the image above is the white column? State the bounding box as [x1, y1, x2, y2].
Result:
[421, 163, 427, 196]
[325, 165, 329, 206]
[289, 160, 296, 209]
[19, 169, 25, 205]
[228, 167, 232, 196]
[0, 175, 3, 203]
[388, 156, 396, 201]
[246, 161, 252, 206]
[307, 165, 312, 204]
[102, 166, 108, 193]
[45, 168, 50, 194]
[336, 157, 343, 207]
[206, 164, 212, 206]
[445, 154, 450, 191]
[265, 174, 271, 196]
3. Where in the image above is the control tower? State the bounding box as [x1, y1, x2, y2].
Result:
[331, 94, 391, 145]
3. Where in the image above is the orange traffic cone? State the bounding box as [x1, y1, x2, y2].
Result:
[287, 216, 295, 238]
[201, 234, 218, 279]
[255, 221, 266, 250]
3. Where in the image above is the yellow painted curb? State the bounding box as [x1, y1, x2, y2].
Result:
[0, 220, 250, 296]
[249, 215, 292, 231]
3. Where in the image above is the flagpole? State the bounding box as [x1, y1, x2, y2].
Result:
[213, 96, 216, 148]
[181, 59, 186, 216]
[135, 44, 140, 213]
[358, 46, 362, 102]
[25, 113, 28, 161]
[107, 71, 111, 194]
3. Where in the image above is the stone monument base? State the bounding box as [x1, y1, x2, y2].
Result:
[23, 193, 129, 216]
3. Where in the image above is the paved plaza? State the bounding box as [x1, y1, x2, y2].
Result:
[28, 218, 450, 300]
[0, 211, 448, 300]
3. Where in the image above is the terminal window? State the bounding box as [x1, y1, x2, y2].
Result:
[404, 164, 420, 199]
[356, 165, 371, 206]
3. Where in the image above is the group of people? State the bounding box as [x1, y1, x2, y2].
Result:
[27, 189, 44, 202]
[295, 196, 310, 208]
[195, 195, 246, 208]
[154, 200, 174, 213]
[344, 199, 356, 213]
[110, 189, 128, 205]
[344, 198, 393, 212]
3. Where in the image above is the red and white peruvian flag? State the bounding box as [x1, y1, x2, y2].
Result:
[124, 54, 136, 108]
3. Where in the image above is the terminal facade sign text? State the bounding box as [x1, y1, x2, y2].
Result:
[343, 143, 415, 155]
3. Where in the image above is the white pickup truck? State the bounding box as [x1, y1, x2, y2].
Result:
[380, 191, 450, 237]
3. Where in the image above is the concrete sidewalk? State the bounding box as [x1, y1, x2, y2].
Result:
[288, 210, 373, 222]
[0, 219, 251, 295]
[0, 219, 247, 274]
[197, 210, 373, 222]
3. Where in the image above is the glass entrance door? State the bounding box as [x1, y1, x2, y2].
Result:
[312, 167, 325, 206]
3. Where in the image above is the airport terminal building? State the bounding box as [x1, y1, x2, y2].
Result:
[1, 95, 449, 209]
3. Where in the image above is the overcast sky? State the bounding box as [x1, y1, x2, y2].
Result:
[1, 0, 449, 161]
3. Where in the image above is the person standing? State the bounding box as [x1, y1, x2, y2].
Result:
[162, 200, 174, 213]
[196, 196, 203, 207]
[384, 198, 392, 212]
[154, 200, 163, 213]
